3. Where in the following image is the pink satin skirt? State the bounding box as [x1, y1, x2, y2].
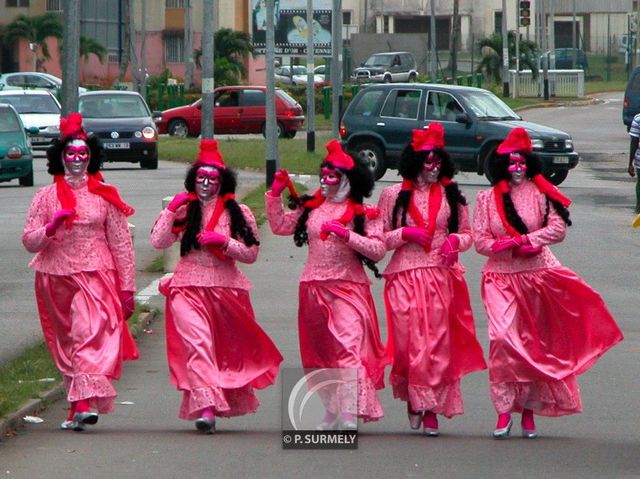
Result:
[35, 270, 132, 413]
[384, 267, 487, 417]
[298, 280, 390, 422]
[163, 285, 283, 420]
[481, 267, 623, 416]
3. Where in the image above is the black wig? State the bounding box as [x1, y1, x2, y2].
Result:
[46, 135, 102, 176]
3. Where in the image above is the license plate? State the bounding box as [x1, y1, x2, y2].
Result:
[553, 156, 569, 164]
[29, 136, 50, 143]
[103, 142, 130, 149]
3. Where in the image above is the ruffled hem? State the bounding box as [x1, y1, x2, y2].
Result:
[490, 376, 583, 417]
[64, 374, 116, 414]
[178, 384, 260, 420]
[390, 375, 464, 418]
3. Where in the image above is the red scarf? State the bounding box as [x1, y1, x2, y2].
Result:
[493, 176, 571, 238]
[204, 192, 235, 259]
[54, 173, 135, 227]
[401, 178, 444, 252]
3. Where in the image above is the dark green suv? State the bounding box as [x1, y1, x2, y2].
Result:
[339, 83, 579, 184]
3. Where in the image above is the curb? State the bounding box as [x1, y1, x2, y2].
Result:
[0, 309, 158, 440]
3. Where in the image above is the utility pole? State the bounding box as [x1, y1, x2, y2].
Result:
[61, 0, 80, 116]
[541, 0, 549, 100]
[184, 0, 194, 89]
[501, 0, 509, 97]
[140, 0, 147, 100]
[265, 0, 279, 186]
[306, 0, 315, 152]
[201, 0, 215, 139]
[571, 0, 576, 69]
[331, 0, 343, 137]
[430, 0, 437, 80]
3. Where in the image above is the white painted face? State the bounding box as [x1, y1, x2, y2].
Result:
[320, 167, 350, 201]
[62, 139, 90, 177]
[416, 151, 441, 185]
[508, 153, 527, 186]
[195, 166, 221, 202]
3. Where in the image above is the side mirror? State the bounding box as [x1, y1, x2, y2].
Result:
[455, 113, 471, 124]
[152, 110, 162, 119]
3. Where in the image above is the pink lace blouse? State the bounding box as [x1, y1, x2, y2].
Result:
[473, 180, 566, 273]
[150, 199, 258, 290]
[22, 182, 136, 291]
[265, 193, 385, 284]
[377, 182, 473, 275]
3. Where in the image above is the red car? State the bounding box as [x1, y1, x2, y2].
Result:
[157, 85, 305, 138]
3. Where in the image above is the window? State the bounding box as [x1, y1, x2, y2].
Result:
[46, 0, 61, 11]
[216, 91, 239, 108]
[343, 12, 351, 25]
[494, 12, 503, 34]
[6, 0, 29, 6]
[166, 0, 184, 7]
[243, 90, 265, 107]
[350, 89, 385, 117]
[426, 92, 460, 120]
[165, 35, 184, 63]
[380, 89, 421, 119]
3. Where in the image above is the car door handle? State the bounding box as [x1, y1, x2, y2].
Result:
[376, 122, 385, 127]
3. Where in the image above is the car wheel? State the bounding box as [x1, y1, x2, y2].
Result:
[408, 72, 417, 82]
[262, 122, 286, 139]
[383, 75, 392, 83]
[19, 169, 34, 187]
[544, 169, 568, 185]
[482, 144, 499, 184]
[285, 130, 297, 139]
[354, 141, 387, 180]
[168, 119, 189, 137]
[140, 153, 158, 170]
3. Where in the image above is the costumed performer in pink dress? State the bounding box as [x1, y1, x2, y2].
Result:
[473, 127, 623, 439]
[377, 124, 487, 436]
[265, 140, 390, 429]
[151, 139, 283, 434]
[22, 113, 138, 432]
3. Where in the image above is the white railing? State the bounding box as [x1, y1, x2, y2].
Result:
[509, 70, 585, 98]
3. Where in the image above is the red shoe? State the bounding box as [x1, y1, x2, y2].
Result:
[422, 411, 439, 437]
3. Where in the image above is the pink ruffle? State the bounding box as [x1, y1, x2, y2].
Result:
[64, 374, 116, 414]
[490, 376, 583, 417]
[178, 385, 260, 420]
[390, 375, 464, 418]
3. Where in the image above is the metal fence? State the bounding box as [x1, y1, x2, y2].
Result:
[509, 69, 585, 98]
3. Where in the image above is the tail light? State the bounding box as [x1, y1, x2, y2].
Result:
[339, 121, 346, 138]
[7, 146, 22, 159]
[624, 97, 629, 108]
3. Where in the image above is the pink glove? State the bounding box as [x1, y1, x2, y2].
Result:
[167, 191, 192, 213]
[45, 208, 75, 237]
[321, 221, 350, 241]
[490, 235, 525, 254]
[439, 234, 460, 267]
[197, 231, 228, 247]
[514, 244, 542, 258]
[270, 169, 290, 197]
[119, 290, 135, 321]
[401, 226, 432, 246]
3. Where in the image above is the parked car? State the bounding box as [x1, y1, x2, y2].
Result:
[0, 71, 87, 94]
[340, 83, 579, 184]
[78, 90, 160, 169]
[0, 103, 35, 186]
[623, 65, 640, 130]
[539, 48, 588, 70]
[0, 90, 61, 151]
[275, 65, 325, 86]
[351, 52, 418, 84]
[157, 86, 305, 139]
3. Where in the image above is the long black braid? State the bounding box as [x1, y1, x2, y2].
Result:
[292, 158, 381, 278]
[179, 163, 259, 256]
[392, 144, 467, 234]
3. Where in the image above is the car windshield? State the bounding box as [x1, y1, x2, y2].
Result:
[79, 95, 150, 118]
[291, 66, 307, 75]
[462, 91, 519, 120]
[364, 55, 393, 67]
[0, 95, 60, 114]
[0, 109, 21, 132]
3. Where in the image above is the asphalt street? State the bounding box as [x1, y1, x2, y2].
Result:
[0, 93, 638, 477]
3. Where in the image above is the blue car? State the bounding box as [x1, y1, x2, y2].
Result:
[0, 103, 34, 186]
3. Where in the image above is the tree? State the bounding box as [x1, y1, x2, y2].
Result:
[79, 36, 107, 64]
[3, 13, 63, 71]
[449, 0, 460, 78]
[117, 0, 132, 83]
[476, 31, 538, 83]
[194, 28, 254, 86]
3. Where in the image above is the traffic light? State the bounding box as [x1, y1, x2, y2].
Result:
[519, 1, 531, 27]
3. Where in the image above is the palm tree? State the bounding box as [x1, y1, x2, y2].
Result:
[79, 36, 107, 64]
[3, 13, 63, 71]
[476, 31, 538, 83]
[194, 28, 254, 86]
